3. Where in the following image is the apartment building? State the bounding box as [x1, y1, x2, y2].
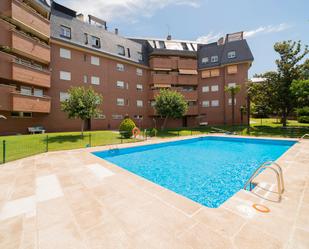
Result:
[0, 1, 254, 134]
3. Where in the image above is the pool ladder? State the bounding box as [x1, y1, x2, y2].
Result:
[244, 161, 284, 201]
[299, 134, 309, 141]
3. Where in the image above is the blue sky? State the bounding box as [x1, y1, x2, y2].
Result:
[61, 0, 309, 77]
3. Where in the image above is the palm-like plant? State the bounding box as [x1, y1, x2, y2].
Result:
[225, 85, 241, 125]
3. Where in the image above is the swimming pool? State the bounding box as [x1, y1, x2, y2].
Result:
[93, 136, 296, 208]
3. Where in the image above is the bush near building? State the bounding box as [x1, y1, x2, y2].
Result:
[119, 118, 136, 138]
[297, 107, 309, 123]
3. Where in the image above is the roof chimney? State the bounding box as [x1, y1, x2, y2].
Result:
[167, 34, 172, 40]
[115, 28, 119, 35]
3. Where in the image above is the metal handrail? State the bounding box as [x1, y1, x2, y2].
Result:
[299, 134, 309, 141]
[244, 161, 284, 201]
[211, 127, 235, 134]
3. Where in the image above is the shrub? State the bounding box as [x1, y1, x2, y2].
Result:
[298, 116, 309, 123]
[119, 118, 136, 138]
[149, 128, 158, 137]
[297, 107, 309, 116]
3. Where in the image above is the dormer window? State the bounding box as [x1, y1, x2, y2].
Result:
[228, 51, 236, 59]
[60, 25, 71, 39]
[91, 36, 101, 48]
[202, 57, 209, 64]
[137, 52, 143, 61]
[211, 55, 218, 62]
[117, 45, 125, 56]
[158, 41, 166, 49]
[181, 43, 189, 50]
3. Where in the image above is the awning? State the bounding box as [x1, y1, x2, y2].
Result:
[179, 69, 198, 75]
[153, 84, 171, 88]
[153, 68, 172, 71]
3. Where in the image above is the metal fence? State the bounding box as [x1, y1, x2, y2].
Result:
[0, 132, 138, 164]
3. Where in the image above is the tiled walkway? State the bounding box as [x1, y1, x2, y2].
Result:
[0, 135, 308, 249]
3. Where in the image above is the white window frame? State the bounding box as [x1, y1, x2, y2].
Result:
[136, 68, 143, 76]
[60, 25, 71, 39]
[211, 100, 219, 107]
[137, 52, 143, 61]
[136, 84, 143, 91]
[202, 100, 210, 107]
[117, 45, 125, 56]
[228, 51, 236, 59]
[202, 86, 209, 93]
[202, 57, 209, 64]
[91, 56, 100, 66]
[83, 75, 88, 84]
[116, 63, 125, 71]
[136, 100, 143, 107]
[60, 48, 71, 59]
[117, 98, 125, 106]
[211, 85, 219, 92]
[228, 83, 236, 88]
[91, 76, 100, 85]
[60, 71, 71, 81]
[33, 88, 43, 97]
[112, 114, 123, 120]
[211, 55, 218, 62]
[228, 98, 237, 105]
[116, 81, 125, 89]
[60, 92, 69, 102]
[20, 86, 32, 96]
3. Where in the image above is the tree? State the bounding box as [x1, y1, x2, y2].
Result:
[154, 89, 188, 129]
[225, 85, 241, 125]
[61, 87, 103, 135]
[290, 79, 309, 107]
[273, 40, 308, 126]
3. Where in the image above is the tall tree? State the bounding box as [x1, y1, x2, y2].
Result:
[225, 85, 241, 125]
[154, 89, 188, 129]
[61, 87, 103, 135]
[290, 79, 309, 107]
[273, 40, 308, 126]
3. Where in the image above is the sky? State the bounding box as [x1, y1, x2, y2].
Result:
[60, 0, 309, 77]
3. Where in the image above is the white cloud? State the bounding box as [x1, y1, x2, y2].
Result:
[196, 32, 223, 44]
[63, 0, 200, 22]
[197, 23, 291, 44]
[244, 23, 291, 38]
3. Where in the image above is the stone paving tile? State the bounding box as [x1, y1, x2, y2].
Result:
[0, 136, 307, 249]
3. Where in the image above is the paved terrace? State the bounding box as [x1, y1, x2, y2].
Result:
[0, 135, 308, 249]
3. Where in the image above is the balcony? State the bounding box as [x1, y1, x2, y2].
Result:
[149, 89, 198, 100]
[150, 58, 176, 70]
[178, 59, 197, 70]
[0, 21, 50, 63]
[9, 0, 50, 39]
[12, 92, 51, 113]
[151, 74, 176, 85]
[177, 75, 198, 85]
[186, 106, 198, 116]
[0, 84, 51, 113]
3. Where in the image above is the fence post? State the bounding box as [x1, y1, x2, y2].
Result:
[3, 140, 6, 164]
[191, 130, 193, 136]
[89, 133, 92, 147]
[46, 135, 49, 152]
[178, 130, 180, 136]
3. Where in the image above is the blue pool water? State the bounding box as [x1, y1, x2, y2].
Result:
[93, 137, 295, 208]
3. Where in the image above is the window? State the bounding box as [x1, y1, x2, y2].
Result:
[83, 54, 87, 62]
[134, 115, 143, 119]
[20, 86, 32, 95]
[117, 98, 125, 106]
[228, 83, 236, 88]
[137, 100, 143, 107]
[91, 76, 100, 85]
[60, 71, 71, 81]
[34, 88, 43, 97]
[112, 114, 123, 120]
[60, 48, 71, 59]
[94, 114, 106, 120]
[201, 70, 211, 78]
[60, 92, 69, 102]
[116, 63, 125, 71]
[11, 112, 32, 118]
[137, 52, 143, 61]
[60, 25, 71, 39]
[83, 75, 88, 84]
[116, 81, 125, 89]
[136, 84, 143, 91]
[202, 57, 209, 64]
[91, 56, 100, 66]
[228, 98, 237, 105]
[127, 48, 131, 58]
[181, 43, 189, 50]
[211, 100, 219, 107]
[211, 69, 220, 77]
[91, 36, 101, 48]
[202, 86, 209, 93]
[150, 100, 156, 107]
[117, 45, 125, 56]
[211, 56, 218, 62]
[84, 33, 88, 44]
[227, 65, 238, 74]
[211, 85, 219, 92]
[158, 41, 166, 49]
[202, 100, 210, 107]
[227, 51, 236, 59]
[136, 68, 143, 76]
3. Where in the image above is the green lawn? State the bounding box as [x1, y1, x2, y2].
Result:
[0, 118, 308, 164]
